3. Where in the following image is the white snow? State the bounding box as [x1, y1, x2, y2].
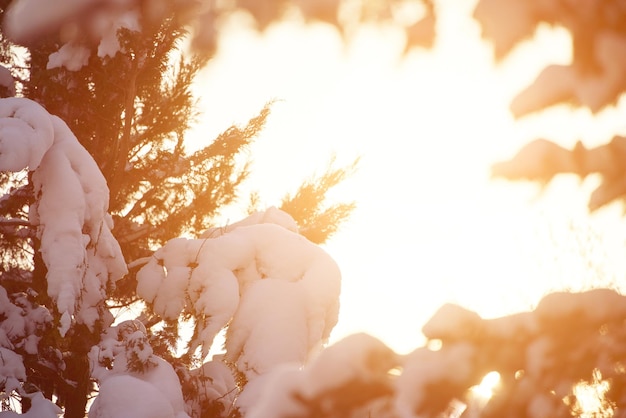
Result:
[0, 347, 26, 396]
[89, 321, 190, 418]
[225, 279, 310, 379]
[188, 359, 238, 415]
[5, 0, 141, 71]
[236, 364, 307, 418]
[3, 0, 101, 44]
[302, 332, 398, 398]
[473, 0, 626, 115]
[0, 392, 63, 418]
[47, 43, 91, 71]
[89, 375, 177, 418]
[421, 303, 482, 341]
[137, 211, 341, 370]
[0, 288, 53, 401]
[240, 333, 398, 418]
[200, 206, 299, 238]
[395, 343, 477, 418]
[0, 98, 54, 171]
[0, 98, 127, 336]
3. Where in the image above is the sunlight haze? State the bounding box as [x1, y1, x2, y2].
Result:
[189, 0, 626, 354]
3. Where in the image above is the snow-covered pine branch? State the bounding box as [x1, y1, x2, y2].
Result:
[0, 97, 127, 336]
[136, 208, 342, 378]
[88, 320, 190, 418]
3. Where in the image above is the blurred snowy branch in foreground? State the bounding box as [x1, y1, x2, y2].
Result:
[236, 289, 626, 418]
[492, 136, 626, 212]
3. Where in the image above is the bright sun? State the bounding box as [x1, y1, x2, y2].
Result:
[471, 371, 501, 401]
[193, 3, 626, 356]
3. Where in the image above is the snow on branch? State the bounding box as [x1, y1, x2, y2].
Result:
[88, 320, 190, 418]
[237, 333, 399, 418]
[492, 136, 626, 211]
[474, 0, 626, 116]
[0, 286, 53, 402]
[0, 98, 127, 336]
[395, 288, 626, 418]
[136, 208, 341, 378]
[232, 289, 626, 418]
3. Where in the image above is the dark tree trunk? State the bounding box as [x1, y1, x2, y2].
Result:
[60, 325, 98, 418]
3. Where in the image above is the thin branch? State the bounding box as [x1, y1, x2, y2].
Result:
[0, 217, 31, 227]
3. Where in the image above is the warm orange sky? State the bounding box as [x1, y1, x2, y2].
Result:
[189, 1, 626, 353]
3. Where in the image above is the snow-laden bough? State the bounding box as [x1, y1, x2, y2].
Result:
[88, 320, 190, 418]
[136, 209, 342, 376]
[0, 98, 127, 336]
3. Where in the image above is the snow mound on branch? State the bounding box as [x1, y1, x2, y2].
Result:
[0, 392, 63, 418]
[0, 288, 54, 401]
[89, 375, 176, 418]
[89, 321, 190, 418]
[391, 289, 626, 418]
[0, 98, 54, 171]
[395, 343, 478, 418]
[5, 0, 141, 71]
[46, 43, 91, 71]
[225, 279, 309, 378]
[200, 206, 299, 238]
[187, 359, 238, 416]
[0, 347, 26, 396]
[474, 0, 626, 115]
[0, 98, 127, 336]
[239, 333, 398, 418]
[137, 210, 341, 376]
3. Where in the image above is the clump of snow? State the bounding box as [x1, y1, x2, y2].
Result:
[421, 303, 483, 341]
[236, 364, 307, 418]
[0, 347, 26, 396]
[392, 289, 626, 418]
[200, 206, 299, 238]
[89, 321, 190, 418]
[0, 391, 63, 418]
[89, 375, 177, 418]
[303, 332, 399, 398]
[186, 359, 238, 416]
[0, 98, 127, 336]
[46, 43, 91, 71]
[3, 0, 100, 45]
[535, 288, 626, 326]
[0, 287, 53, 400]
[395, 343, 479, 418]
[0, 98, 54, 171]
[225, 279, 310, 379]
[239, 333, 398, 418]
[92, 8, 141, 59]
[474, 0, 626, 115]
[5, 0, 141, 71]
[137, 211, 341, 374]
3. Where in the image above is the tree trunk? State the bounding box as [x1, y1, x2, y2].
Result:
[60, 325, 97, 418]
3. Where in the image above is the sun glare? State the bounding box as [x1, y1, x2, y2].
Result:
[193, 0, 626, 358]
[569, 369, 614, 418]
[471, 371, 501, 401]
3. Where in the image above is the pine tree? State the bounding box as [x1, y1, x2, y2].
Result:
[0, 1, 438, 416]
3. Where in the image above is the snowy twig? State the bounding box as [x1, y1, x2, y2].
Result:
[127, 256, 152, 270]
